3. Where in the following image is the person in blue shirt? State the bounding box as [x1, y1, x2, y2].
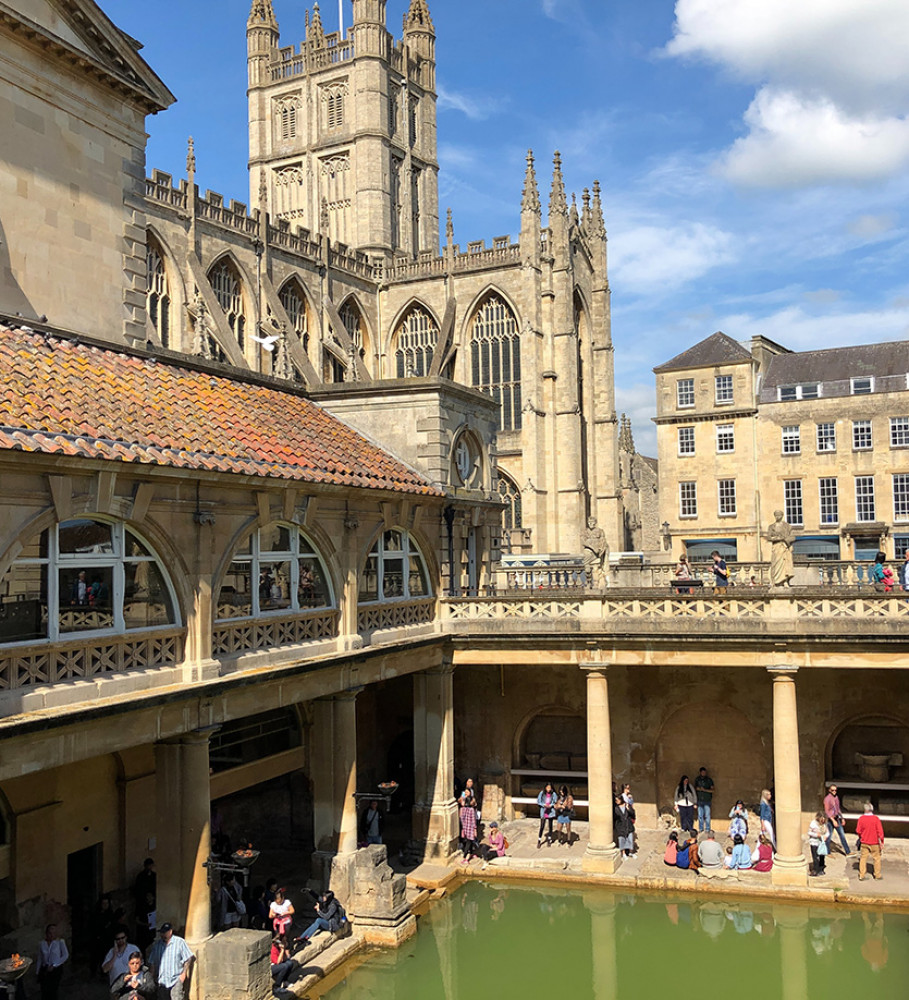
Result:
[729, 834, 752, 870]
[711, 551, 729, 593]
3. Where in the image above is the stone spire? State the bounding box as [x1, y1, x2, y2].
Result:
[445, 207, 454, 245]
[581, 188, 591, 232]
[521, 149, 540, 215]
[404, 0, 434, 32]
[247, 0, 278, 28]
[618, 414, 635, 454]
[308, 2, 325, 43]
[591, 180, 606, 239]
[549, 151, 568, 220]
[569, 192, 580, 228]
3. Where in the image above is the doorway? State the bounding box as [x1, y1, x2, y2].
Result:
[67, 843, 102, 958]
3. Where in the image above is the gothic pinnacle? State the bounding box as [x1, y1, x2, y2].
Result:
[247, 0, 277, 28]
[309, 2, 325, 41]
[521, 149, 540, 215]
[549, 151, 567, 218]
[581, 188, 591, 231]
[446, 207, 454, 243]
[569, 192, 579, 227]
[186, 136, 196, 176]
[591, 179, 606, 238]
[404, 0, 434, 31]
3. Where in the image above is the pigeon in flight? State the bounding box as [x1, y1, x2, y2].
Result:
[251, 333, 280, 351]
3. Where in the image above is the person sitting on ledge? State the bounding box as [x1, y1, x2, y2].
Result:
[728, 834, 752, 870]
[751, 834, 774, 872]
[698, 830, 724, 869]
[663, 831, 679, 866]
[298, 892, 346, 946]
[481, 821, 506, 870]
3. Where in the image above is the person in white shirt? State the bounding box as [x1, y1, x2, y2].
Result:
[102, 926, 140, 986]
[36, 923, 69, 1000]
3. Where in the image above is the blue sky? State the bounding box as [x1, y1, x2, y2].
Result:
[119, 0, 909, 455]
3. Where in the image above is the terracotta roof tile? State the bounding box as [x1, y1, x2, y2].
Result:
[0, 326, 442, 497]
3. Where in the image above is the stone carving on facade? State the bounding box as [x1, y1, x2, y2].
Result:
[583, 516, 609, 590]
[764, 509, 795, 587]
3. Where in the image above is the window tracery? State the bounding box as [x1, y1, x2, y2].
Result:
[146, 240, 171, 348]
[470, 294, 522, 431]
[395, 306, 438, 378]
[208, 260, 246, 349]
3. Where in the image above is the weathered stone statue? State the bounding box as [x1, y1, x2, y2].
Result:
[764, 509, 795, 587]
[583, 516, 609, 589]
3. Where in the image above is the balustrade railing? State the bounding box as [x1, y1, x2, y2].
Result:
[357, 598, 436, 635]
[212, 609, 339, 656]
[0, 628, 184, 691]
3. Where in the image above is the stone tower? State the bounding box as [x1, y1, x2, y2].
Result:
[247, 0, 440, 259]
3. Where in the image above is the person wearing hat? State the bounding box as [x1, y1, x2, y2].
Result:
[148, 923, 193, 1000]
[481, 822, 506, 870]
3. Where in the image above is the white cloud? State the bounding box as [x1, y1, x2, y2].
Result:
[437, 86, 505, 121]
[847, 212, 898, 239]
[610, 222, 736, 294]
[713, 303, 909, 352]
[720, 89, 909, 187]
[664, 0, 909, 187]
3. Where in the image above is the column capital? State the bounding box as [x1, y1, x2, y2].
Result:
[581, 661, 610, 675]
[767, 664, 799, 678]
[424, 660, 455, 678]
[156, 727, 219, 748]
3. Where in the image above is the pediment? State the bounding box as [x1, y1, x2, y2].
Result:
[1, 0, 174, 112]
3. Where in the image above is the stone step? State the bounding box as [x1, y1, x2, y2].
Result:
[285, 933, 363, 997]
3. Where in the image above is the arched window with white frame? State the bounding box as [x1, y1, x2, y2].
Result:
[146, 237, 171, 348]
[470, 294, 522, 431]
[359, 529, 431, 603]
[0, 518, 179, 643]
[217, 524, 334, 620]
[208, 259, 246, 349]
[395, 306, 438, 378]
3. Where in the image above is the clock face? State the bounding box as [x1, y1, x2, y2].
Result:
[455, 438, 473, 483]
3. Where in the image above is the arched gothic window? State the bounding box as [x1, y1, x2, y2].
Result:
[470, 294, 522, 431]
[208, 260, 246, 349]
[279, 280, 309, 354]
[497, 473, 523, 530]
[395, 306, 438, 378]
[217, 524, 333, 620]
[146, 239, 171, 348]
[0, 518, 178, 643]
[359, 530, 430, 603]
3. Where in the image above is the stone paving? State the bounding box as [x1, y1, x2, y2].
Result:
[462, 819, 909, 906]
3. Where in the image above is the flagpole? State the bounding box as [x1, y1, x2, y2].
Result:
[339, 0, 344, 37]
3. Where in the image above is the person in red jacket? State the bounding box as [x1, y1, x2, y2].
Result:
[855, 802, 885, 881]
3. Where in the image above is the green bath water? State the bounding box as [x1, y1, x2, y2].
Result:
[323, 881, 908, 999]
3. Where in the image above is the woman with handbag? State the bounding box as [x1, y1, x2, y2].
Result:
[808, 812, 828, 876]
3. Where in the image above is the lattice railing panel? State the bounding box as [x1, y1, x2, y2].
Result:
[357, 599, 436, 634]
[0, 630, 184, 691]
[212, 611, 339, 656]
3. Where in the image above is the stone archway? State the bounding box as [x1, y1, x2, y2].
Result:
[655, 703, 768, 823]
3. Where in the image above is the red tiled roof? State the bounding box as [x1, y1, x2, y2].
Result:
[0, 326, 442, 496]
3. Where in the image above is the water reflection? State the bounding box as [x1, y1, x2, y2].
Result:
[324, 882, 907, 1000]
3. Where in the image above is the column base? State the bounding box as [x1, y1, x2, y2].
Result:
[411, 800, 459, 862]
[581, 843, 622, 875]
[771, 854, 809, 887]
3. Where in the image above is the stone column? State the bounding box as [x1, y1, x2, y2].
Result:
[582, 666, 621, 874]
[768, 666, 808, 886]
[412, 661, 459, 860]
[154, 731, 212, 943]
[311, 691, 360, 887]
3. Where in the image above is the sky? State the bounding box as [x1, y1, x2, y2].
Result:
[117, 0, 909, 456]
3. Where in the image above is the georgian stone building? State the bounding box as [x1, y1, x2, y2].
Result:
[3, 3, 909, 994]
[654, 331, 909, 567]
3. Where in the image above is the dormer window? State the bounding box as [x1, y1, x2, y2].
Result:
[851, 376, 873, 395]
[778, 384, 819, 401]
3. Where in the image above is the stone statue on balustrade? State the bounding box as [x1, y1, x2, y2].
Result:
[583, 516, 609, 590]
[763, 510, 795, 587]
